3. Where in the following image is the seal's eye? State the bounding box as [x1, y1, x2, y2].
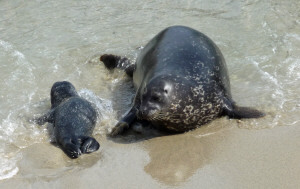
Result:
[164, 90, 168, 94]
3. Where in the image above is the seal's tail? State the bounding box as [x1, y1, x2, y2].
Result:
[100, 54, 135, 77]
[227, 105, 265, 119]
[222, 98, 265, 119]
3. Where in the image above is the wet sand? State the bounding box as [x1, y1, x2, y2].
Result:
[1, 119, 300, 188]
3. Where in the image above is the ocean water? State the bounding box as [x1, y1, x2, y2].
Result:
[0, 0, 299, 188]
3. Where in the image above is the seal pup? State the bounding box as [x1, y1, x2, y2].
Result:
[100, 25, 264, 136]
[35, 81, 100, 158]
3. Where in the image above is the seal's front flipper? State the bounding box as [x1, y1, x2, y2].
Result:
[100, 54, 135, 77]
[61, 137, 82, 159]
[110, 121, 130, 137]
[79, 136, 100, 154]
[100, 54, 122, 69]
[223, 99, 265, 119]
[124, 64, 135, 77]
[32, 109, 55, 125]
[110, 108, 137, 137]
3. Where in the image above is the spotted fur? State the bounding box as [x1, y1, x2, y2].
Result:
[100, 25, 264, 135]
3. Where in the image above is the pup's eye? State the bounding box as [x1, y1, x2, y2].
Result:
[164, 90, 168, 94]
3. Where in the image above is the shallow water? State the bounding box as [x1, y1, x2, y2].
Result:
[0, 0, 299, 188]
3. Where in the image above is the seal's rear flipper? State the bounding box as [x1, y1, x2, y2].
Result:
[79, 136, 100, 154]
[100, 54, 135, 77]
[223, 103, 265, 119]
[61, 137, 82, 159]
[110, 107, 138, 137]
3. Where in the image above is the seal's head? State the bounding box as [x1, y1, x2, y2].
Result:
[50, 81, 78, 108]
[137, 75, 197, 132]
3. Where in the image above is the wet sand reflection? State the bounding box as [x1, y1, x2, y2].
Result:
[143, 119, 230, 185]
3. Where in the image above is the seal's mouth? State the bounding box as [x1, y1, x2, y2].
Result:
[137, 109, 158, 120]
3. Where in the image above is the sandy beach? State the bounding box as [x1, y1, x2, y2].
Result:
[0, 0, 299, 188]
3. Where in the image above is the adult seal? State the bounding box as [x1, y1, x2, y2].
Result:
[100, 25, 264, 136]
[35, 81, 100, 158]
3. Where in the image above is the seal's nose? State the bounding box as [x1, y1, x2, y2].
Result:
[137, 109, 146, 119]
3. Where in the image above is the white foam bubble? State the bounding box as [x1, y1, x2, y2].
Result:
[195, 132, 217, 138]
[0, 114, 16, 142]
[283, 33, 300, 80]
[0, 39, 36, 80]
[78, 89, 114, 120]
[0, 118, 20, 180]
[0, 40, 40, 178]
[285, 33, 300, 41]
[0, 39, 13, 51]
[249, 58, 285, 108]
[284, 57, 300, 80]
[78, 89, 117, 134]
[0, 39, 26, 65]
[0, 157, 19, 181]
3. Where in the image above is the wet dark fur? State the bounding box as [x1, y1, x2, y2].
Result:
[100, 26, 264, 136]
[35, 81, 100, 158]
